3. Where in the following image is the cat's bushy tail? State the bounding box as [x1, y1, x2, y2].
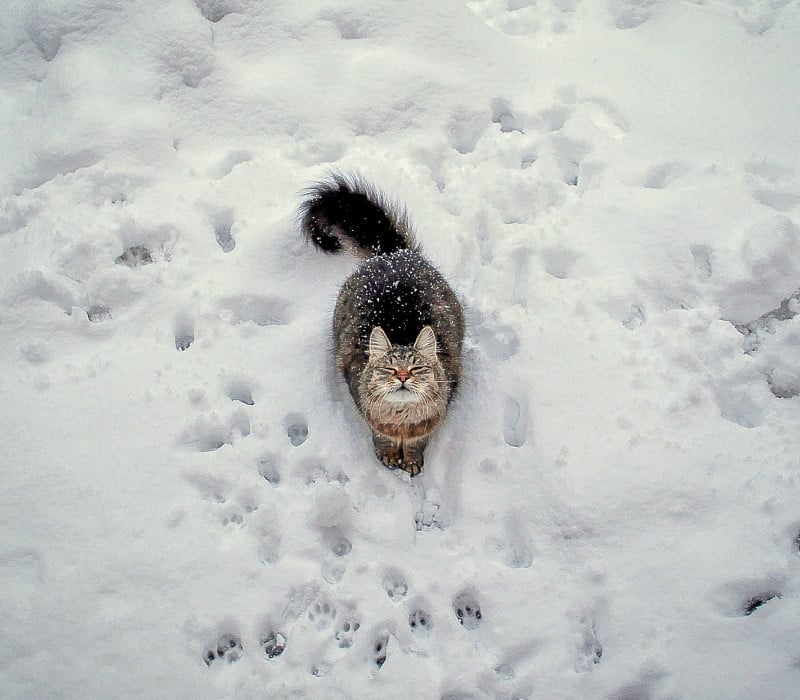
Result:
[299, 173, 417, 257]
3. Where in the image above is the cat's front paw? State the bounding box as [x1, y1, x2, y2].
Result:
[402, 443, 425, 477]
[376, 447, 402, 470]
[402, 459, 422, 477]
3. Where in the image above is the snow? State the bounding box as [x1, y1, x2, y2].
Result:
[2, 0, 800, 698]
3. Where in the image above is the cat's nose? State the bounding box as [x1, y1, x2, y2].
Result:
[396, 370, 409, 383]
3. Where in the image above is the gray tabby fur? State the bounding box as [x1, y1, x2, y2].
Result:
[300, 173, 464, 475]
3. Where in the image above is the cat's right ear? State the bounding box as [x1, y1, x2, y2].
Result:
[368, 326, 392, 358]
[413, 325, 437, 360]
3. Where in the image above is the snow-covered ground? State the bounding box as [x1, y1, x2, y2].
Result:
[2, 1, 800, 697]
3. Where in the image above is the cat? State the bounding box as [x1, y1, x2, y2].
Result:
[299, 173, 464, 476]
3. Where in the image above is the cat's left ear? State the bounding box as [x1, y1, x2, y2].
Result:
[368, 326, 392, 358]
[413, 326, 437, 360]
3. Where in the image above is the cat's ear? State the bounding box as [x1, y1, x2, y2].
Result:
[413, 326, 437, 360]
[368, 326, 392, 358]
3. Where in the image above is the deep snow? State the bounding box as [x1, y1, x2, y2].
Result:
[2, 1, 800, 698]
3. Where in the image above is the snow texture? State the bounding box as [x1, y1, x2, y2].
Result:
[1, 1, 800, 698]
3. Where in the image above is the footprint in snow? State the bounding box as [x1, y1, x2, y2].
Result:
[520, 147, 537, 169]
[260, 630, 286, 659]
[623, 305, 646, 330]
[642, 161, 689, 189]
[179, 411, 250, 452]
[734, 3, 794, 35]
[536, 104, 572, 132]
[502, 394, 528, 448]
[744, 156, 800, 210]
[115, 245, 153, 268]
[372, 632, 389, 669]
[257, 452, 280, 486]
[204, 633, 242, 666]
[87, 305, 112, 323]
[220, 507, 245, 528]
[408, 608, 432, 634]
[322, 558, 345, 584]
[574, 614, 603, 672]
[181, 415, 229, 452]
[742, 592, 781, 616]
[308, 599, 336, 631]
[325, 529, 352, 557]
[174, 312, 195, 351]
[221, 294, 289, 326]
[310, 660, 332, 677]
[541, 246, 581, 280]
[285, 413, 308, 446]
[212, 209, 236, 252]
[453, 592, 482, 630]
[752, 189, 800, 212]
[714, 577, 785, 618]
[382, 570, 408, 601]
[224, 377, 254, 405]
[501, 514, 534, 569]
[209, 151, 252, 180]
[441, 692, 481, 700]
[466, 0, 544, 36]
[194, 0, 234, 24]
[334, 613, 361, 649]
[551, 135, 590, 186]
[473, 319, 520, 360]
[415, 488, 443, 531]
[184, 471, 229, 503]
[609, 0, 659, 30]
[447, 106, 490, 155]
[491, 97, 523, 134]
[690, 244, 713, 281]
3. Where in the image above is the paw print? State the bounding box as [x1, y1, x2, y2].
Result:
[260, 631, 287, 659]
[204, 634, 242, 666]
[408, 608, 431, 634]
[574, 616, 603, 672]
[328, 532, 352, 557]
[382, 571, 408, 601]
[415, 488, 443, 531]
[308, 600, 336, 630]
[285, 413, 308, 446]
[334, 617, 361, 649]
[373, 633, 389, 669]
[454, 592, 482, 630]
[221, 508, 244, 527]
[743, 592, 781, 616]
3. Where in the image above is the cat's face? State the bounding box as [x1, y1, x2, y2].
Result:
[364, 326, 442, 409]
[368, 348, 437, 404]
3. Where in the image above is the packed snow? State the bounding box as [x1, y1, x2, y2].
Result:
[2, 1, 800, 698]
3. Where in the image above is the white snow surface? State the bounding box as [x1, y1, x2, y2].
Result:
[2, 1, 800, 698]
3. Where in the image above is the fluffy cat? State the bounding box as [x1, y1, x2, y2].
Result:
[300, 174, 464, 476]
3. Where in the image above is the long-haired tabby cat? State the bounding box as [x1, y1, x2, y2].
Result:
[300, 174, 464, 476]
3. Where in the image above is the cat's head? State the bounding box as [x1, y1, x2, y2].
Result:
[364, 326, 442, 407]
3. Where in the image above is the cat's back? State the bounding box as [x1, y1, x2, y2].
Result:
[334, 248, 464, 376]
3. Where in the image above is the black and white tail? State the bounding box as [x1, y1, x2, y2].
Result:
[299, 173, 417, 258]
